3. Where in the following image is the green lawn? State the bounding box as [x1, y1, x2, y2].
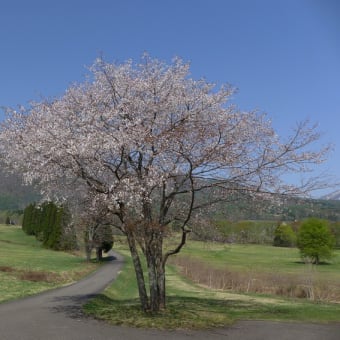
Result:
[176, 240, 340, 276]
[84, 239, 340, 329]
[0, 225, 98, 303]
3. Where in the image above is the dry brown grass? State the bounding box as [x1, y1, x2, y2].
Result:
[169, 256, 340, 303]
[17, 270, 61, 283]
[0, 265, 76, 283]
[0, 266, 16, 273]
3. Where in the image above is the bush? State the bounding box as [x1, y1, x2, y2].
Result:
[273, 223, 296, 247]
[297, 218, 335, 264]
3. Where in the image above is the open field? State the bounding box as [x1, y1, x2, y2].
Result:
[169, 240, 340, 302]
[174, 240, 340, 274]
[0, 225, 98, 303]
[84, 239, 340, 329]
[2, 226, 340, 329]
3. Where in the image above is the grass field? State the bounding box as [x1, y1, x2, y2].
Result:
[169, 240, 340, 301]
[2, 226, 340, 329]
[176, 240, 340, 275]
[0, 225, 98, 303]
[84, 238, 340, 329]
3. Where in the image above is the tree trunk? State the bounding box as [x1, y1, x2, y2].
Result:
[84, 228, 94, 262]
[155, 232, 166, 310]
[145, 231, 165, 312]
[157, 263, 166, 309]
[146, 252, 159, 312]
[84, 241, 92, 262]
[85, 249, 91, 261]
[126, 230, 150, 311]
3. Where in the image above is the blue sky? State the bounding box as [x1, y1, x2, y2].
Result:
[0, 0, 339, 196]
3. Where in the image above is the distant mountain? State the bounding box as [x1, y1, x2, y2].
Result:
[321, 190, 340, 201]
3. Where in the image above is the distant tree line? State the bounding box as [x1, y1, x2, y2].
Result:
[203, 219, 278, 244]
[191, 218, 340, 250]
[191, 217, 338, 265]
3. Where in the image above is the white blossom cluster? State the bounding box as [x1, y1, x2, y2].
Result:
[0, 55, 329, 222]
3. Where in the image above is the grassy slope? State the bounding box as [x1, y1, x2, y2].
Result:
[84, 240, 340, 330]
[0, 225, 98, 303]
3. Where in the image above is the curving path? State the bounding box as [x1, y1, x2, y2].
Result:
[0, 252, 339, 340]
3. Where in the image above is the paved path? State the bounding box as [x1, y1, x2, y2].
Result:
[0, 252, 339, 340]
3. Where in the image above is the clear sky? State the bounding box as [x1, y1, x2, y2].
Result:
[0, 0, 339, 196]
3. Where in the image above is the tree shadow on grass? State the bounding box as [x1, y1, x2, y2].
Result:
[81, 294, 294, 329]
[293, 261, 332, 266]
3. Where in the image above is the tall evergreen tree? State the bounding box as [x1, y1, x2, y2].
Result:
[22, 202, 77, 251]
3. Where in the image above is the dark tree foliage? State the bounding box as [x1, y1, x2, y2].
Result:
[22, 202, 77, 250]
[22, 203, 36, 235]
[94, 224, 114, 261]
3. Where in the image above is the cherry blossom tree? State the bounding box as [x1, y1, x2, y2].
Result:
[0, 55, 329, 312]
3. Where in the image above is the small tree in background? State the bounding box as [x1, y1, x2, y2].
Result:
[273, 223, 296, 247]
[5, 216, 11, 225]
[93, 224, 114, 261]
[297, 218, 335, 264]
